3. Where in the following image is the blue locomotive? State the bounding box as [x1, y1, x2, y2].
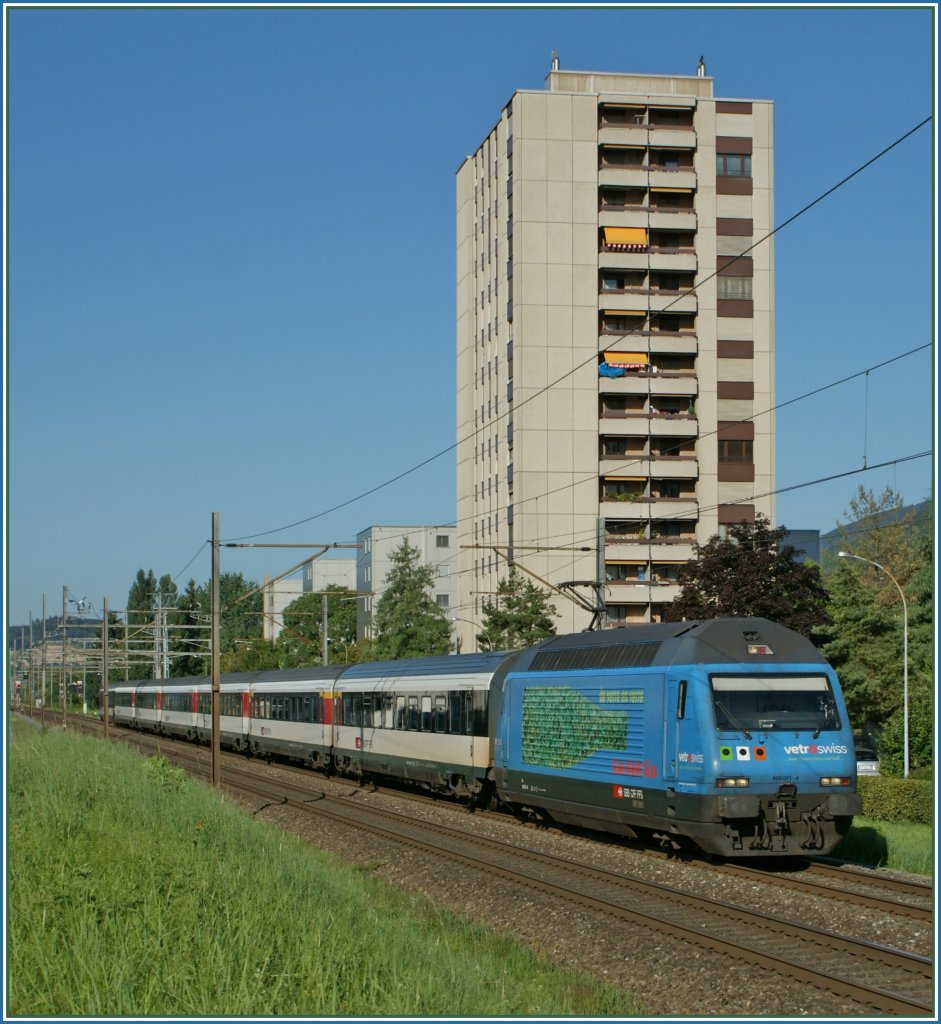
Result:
[109, 617, 862, 857]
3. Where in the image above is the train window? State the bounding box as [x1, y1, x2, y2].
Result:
[433, 695, 447, 733]
[395, 695, 406, 729]
[382, 694, 394, 729]
[711, 674, 840, 733]
[421, 695, 432, 731]
[677, 680, 687, 720]
[448, 692, 464, 734]
[408, 696, 420, 730]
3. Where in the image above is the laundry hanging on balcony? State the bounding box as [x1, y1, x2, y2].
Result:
[599, 363, 627, 377]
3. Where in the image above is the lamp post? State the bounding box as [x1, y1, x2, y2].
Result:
[838, 551, 909, 778]
[451, 617, 493, 652]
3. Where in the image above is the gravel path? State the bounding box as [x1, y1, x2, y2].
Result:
[228, 762, 933, 1018]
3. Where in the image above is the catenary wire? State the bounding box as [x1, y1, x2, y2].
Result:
[222, 116, 933, 544]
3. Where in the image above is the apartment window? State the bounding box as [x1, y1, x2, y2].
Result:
[716, 153, 752, 177]
[718, 440, 754, 463]
[436, 534, 450, 548]
[436, 594, 450, 608]
[717, 277, 753, 300]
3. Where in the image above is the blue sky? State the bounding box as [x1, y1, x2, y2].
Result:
[6, 4, 936, 626]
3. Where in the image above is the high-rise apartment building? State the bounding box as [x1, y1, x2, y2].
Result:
[456, 63, 775, 648]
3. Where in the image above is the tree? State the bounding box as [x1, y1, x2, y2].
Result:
[662, 514, 831, 637]
[371, 541, 452, 660]
[170, 578, 209, 677]
[195, 572, 263, 655]
[278, 585, 358, 668]
[478, 568, 558, 650]
[222, 638, 281, 673]
[125, 568, 158, 679]
[831, 486, 924, 599]
[822, 525, 934, 776]
[816, 562, 899, 727]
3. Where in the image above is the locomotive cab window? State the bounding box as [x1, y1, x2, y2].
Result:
[711, 675, 839, 733]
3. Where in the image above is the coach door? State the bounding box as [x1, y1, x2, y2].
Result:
[357, 693, 373, 771]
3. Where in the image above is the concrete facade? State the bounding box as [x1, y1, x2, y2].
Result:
[356, 525, 459, 641]
[456, 65, 775, 650]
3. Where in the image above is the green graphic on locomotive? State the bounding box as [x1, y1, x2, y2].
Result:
[522, 687, 629, 769]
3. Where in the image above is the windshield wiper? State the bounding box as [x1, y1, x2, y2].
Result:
[714, 700, 752, 740]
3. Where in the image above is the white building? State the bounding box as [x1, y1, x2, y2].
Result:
[356, 525, 459, 641]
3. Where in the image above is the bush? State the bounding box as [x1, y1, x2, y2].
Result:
[858, 775, 933, 824]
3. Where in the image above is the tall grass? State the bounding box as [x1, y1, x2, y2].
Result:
[832, 818, 934, 877]
[8, 722, 641, 1017]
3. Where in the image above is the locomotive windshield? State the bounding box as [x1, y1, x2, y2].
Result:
[711, 674, 840, 734]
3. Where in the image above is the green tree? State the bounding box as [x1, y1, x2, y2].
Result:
[823, 526, 934, 776]
[831, 486, 924, 598]
[277, 586, 358, 668]
[663, 514, 831, 637]
[222, 638, 281, 673]
[371, 541, 452, 660]
[125, 569, 157, 679]
[817, 562, 899, 727]
[478, 568, 558, 650]
[170, 578, 209, 677]
[195, 572, 263, 655]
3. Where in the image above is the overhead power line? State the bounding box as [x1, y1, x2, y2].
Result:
[223, 116, 932, 544]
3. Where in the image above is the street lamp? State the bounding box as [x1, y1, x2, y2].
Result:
[451, 617, 493, 652]
[838, 551, 909, 778]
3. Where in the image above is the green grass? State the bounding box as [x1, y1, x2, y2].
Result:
[832, 817, 934, 877]
[8, 720, 643, 1018]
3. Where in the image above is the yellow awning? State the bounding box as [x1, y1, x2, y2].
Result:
[604, 476, 645, 482]
[604, 351, 648, 366]
[603, 226, 648, 245]
[606, 560, 647, 566]
[650, 187, 694, 193]
[604, 310, 646, 318]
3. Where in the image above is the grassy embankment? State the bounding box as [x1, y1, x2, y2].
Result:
[8, 720, 642, 1018]
[833, 818, 934, 876]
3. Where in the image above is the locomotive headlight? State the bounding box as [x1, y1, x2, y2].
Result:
[716, 777, 749, 788]
[820, 776, 852, 787]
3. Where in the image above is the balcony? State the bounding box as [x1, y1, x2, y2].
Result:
[597, 373, 698, 399]
[646, 289, 697, 315]
[649, 456, 697, 478]
[598, 166, 697, 192]
[604, 536, 696, 561]
[600, 496, 698, 519]
[604, 580, 682, 603]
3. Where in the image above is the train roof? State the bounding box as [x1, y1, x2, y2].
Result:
[337, 650, 511, 681]
[512, 618, 828, 673]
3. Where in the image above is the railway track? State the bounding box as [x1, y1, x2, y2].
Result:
[91, 720, 933, 1017]
[56, 711, 934, 923]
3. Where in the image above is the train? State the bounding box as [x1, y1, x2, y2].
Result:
[108, 617, 863, 858]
